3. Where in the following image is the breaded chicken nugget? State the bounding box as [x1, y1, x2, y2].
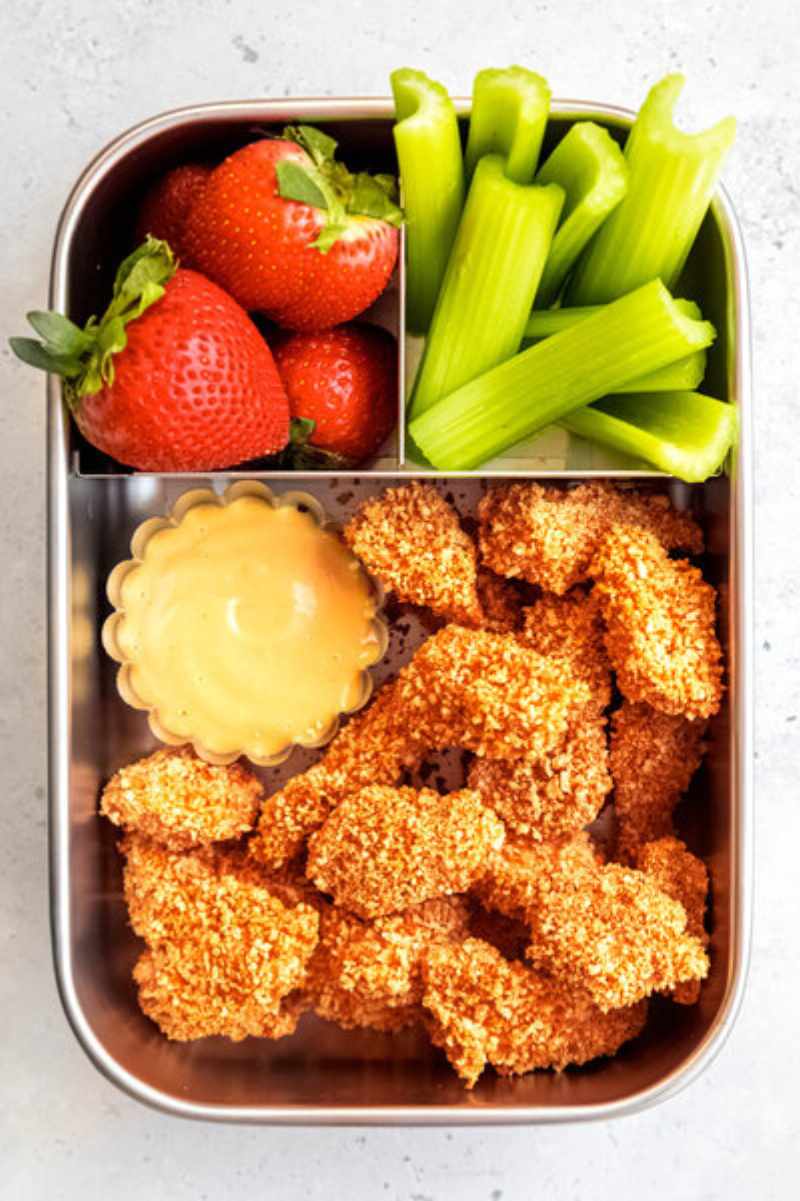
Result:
[252, 626, 587, 868]
[468, 715, 611, 843]
[593, 526, 724, 720]
[610, 701, 707, 863]
[394, 625, 588, 761]
[308, 896, 469, 1032]
[478, 481, 702, 595]
[637, 836, 710, 1004]
[475, 832, 601, 920]
[344, 482, 486, 626]
[122, 836, 319, 1041]
[100, 746, 262, 850]
[496, 836, 710, 1011]
[519, 589, 612, 715]
[422, 938, 648, 1088]
[307, 786, 505, 918]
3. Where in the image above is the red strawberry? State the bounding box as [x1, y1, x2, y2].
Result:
[183, 125, 402, 332]
[273, 323, 397, 465]
[11, 238, 289, 472]
[136, 163, 212, 261]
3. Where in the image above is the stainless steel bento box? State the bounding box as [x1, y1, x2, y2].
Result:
[47, 97, 753, 1123]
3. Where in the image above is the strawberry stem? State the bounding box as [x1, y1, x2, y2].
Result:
[276, 124, 402, 254]
[9, 236, 176, 408]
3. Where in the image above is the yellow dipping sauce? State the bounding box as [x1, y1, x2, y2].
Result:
[110, 493, 382, 763]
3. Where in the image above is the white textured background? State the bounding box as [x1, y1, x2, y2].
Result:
[1, 1, 797, 1196]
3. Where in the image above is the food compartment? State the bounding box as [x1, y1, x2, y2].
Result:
[54, 101, 735, 481]
[59, 108, 405, 477]
[58, 470, 739, 1118]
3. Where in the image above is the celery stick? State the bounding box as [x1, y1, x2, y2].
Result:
[615, 350, 706, 393]
[533, 122, 628, 308]
[409, 155, 564, 420]
[524, 299, 701, 340]
[523, 300, 706, 391]
[561, 392, 737, 482]
[409, 280, 715, 470]
[464, 67, 550, 184]
[568, 74, 736, 304]
[391, 68, 465, 334]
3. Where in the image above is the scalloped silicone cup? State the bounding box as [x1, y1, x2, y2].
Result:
[102, 481, 388, 767]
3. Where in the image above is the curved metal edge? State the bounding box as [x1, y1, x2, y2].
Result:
[47, 96, 753, 1125]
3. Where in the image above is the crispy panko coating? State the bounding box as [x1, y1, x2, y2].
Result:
[476, 832, 601, 920]
[638, 837, 710, 1004]
[610, 701, 707, 863]
[307, 786, 505, 918]
[252, 626, 587, 868]
[252, 680, 424, 870]
[468, 715, 611, 843]
[344, 482, 486, 627]
[486, 836, 709, 1011]
[122, 836, 319, 1041]
[478, 481, 702, 595]
[393, 625, 588, 760]
[592, 526, 724, 721]
[519, 589, 612, 715]
[422, 938, 647, 1088]
[307, 897, 469, 1032]
[100, 746, 262, 851]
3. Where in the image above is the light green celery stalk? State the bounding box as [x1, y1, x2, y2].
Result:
[561, 392, 738, 482]
[464, 67, 551, 184]
[391, 68, 465, 334]
[523, 300, 706, 392]
[567, 74, 736, 305]
[409, 279, 716, 470]
[533, 122, 628, 308]
[524, 299, 702, 338]
[408, 155, 563, 421]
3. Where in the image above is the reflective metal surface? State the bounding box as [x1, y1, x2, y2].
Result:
[48, 97, 753, 1123]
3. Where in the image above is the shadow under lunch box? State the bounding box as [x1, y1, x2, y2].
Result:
[47, 95, 753, 1123]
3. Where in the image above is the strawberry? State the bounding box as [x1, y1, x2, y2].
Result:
[11, 238, 289, 472]
[272, 323, 397, 465]
[183, 125, 402, 332]
[136, 163, 212, 262]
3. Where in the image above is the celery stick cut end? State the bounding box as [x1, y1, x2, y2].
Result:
[564, 390, 738, 482]
[641, 73, 737, 155]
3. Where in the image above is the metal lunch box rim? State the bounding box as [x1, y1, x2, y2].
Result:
[46, 96, 754, 1125]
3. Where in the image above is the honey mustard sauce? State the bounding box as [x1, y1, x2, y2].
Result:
[114, 495, 380, 760]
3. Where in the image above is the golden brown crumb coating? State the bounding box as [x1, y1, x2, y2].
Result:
[307, 786, 505, 918]
[122, 836, 319, 1041]
[252, 626, 587, 868]
[478, 481, 702, 595]
[251, 680, 425, 870]
[392, 625, 589, 761]
[468, 715, 611, 843]
[307, 897, 469, 1032]
[497, 836, 710, 1011]
[592, 526, 724, 721]
[344, 482, 486, 626]
[100, 747, 262, 851]
[519, 589, 612, 715]
[637, 836, 710, 1005]
[610, 701, 707, 863]
[422, 938, 648, 1087]
[475, 832, 601, 920]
